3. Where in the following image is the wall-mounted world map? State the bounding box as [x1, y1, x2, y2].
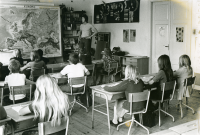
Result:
[0, 5, 61, 58]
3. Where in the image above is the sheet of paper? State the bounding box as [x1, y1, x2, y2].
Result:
[12, 106, 23, 113]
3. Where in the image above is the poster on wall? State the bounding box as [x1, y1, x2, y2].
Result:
[130, 29, 136, 42]
[94, 0, 140, 24]
[123, 29, 129, 42]
[0, 5, 61, 58]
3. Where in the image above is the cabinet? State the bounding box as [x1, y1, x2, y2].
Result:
[94, 32, 110, 60]
[61, 6, 86, 62]
[113, 55, 149, 75]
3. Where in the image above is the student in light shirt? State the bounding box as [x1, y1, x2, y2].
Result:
[4, 59, 35, 105]
[79, 14, 98, 55]
[58, 53, 90, 101]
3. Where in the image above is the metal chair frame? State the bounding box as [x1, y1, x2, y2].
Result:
[152, 80, 177, 126]
[117, 91, 151, 135]
[177, 76, 196, 118]
[65, 76, 88, 115]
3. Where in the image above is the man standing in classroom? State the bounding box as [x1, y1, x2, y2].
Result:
[79, 14, 98, 56]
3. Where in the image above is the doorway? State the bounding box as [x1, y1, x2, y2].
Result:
[151, 0, 191, 73]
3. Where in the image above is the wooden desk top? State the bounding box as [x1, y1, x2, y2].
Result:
[90, 81, 125, 100]
[5, 101, 34, 122]
[150, 129, 179, 135]
[49, 73, 67, 79]
[169, 120, 197, 134]
[46, 62, 69, 69]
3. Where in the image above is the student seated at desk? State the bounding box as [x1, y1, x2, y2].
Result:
[102, 65, 144, 126]
[58, 53, 90, 100]
[38, 49, 49, 64]
[20, 50, 47, 78]
[0, 105, 7, 120]
[173, 55, 193, 103]
[10, 49, 23, 66]
[96, 48, 116, 84]
[148, 55, 173, 100]
[19, 75, 69, 135]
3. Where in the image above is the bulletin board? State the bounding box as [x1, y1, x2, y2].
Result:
[94, 0, 140, 24]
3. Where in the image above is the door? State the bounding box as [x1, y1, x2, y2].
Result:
[170, 0, 191, 70]
[152, 2, 170, 73]
[151, 0, 191, 73]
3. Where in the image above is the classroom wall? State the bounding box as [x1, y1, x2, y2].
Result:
[47, 0, 152, 64]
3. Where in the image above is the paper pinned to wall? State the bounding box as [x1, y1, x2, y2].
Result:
[195, 37, 200, 73]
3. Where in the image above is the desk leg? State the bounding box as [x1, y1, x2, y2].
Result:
[105, 95, 111, 135]
[92, 91, 95, 129]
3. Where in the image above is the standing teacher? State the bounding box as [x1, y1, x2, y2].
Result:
[79, 14, 98, 55]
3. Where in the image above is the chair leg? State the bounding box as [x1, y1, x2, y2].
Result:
[160, 109, 175, 122]
[159, 102, 161, 127]
[76, 99, 88, 113]
[182, 103, 195, 114]
[117, 119, 133, 131]
[128, 116, 134, 135]
[133, 118, 150, 135]
[180, 101, 183, 118]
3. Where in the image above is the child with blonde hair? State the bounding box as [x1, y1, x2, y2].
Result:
[19, 75, 70, 135]
[102, 65, 144, 126]
[174, 55, 193, 103]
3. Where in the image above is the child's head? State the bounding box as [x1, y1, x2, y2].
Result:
[125, 65, 137, 81]
[30, 50, 40, 61]
[37, 49, 43, 57]
[13, 49, 22, 58]
[179, 54, 191, 69]
[69, 53, 79, 64]
[82, 14, 88, 23]
[33, 75, 69, 126]
[157, 54, 172, 71]
[8, 59, 21, 73]
[103, 48, 112, 57]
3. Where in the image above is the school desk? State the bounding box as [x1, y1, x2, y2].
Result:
[169, 120, 197, 134]
[46, 62, 69, 72]
[4, 101, 38, 134]
[90, 81, 125, 135]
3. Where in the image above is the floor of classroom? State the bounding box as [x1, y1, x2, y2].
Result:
[14, 90, 200, 135]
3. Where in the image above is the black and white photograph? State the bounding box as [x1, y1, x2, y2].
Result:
[0, 1, 199, 135]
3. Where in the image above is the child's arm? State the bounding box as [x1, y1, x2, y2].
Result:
[20, 63, 30, 71]
[25, 79, 35, 85]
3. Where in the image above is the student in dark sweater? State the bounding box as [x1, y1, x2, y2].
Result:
[0, 105, 7, 120]
[38, 49, 49, 64]
[102, 65, 144, 126]
[148, 55, 173, 100]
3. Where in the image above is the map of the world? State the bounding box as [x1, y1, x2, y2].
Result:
[0, 5, 61, 58]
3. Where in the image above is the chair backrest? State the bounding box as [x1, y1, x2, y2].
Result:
[0, 88, 3, 106]
[10, 84, 32, 104]
[69, 76, 87, 95]
[194, 72, 200, 86]
[184, 76, 196, 87]
[160, 80, 176, 102]
[57, 78, 68, 86]
[30, 69, 45, 82]
[128, 91, 150, 114]
[38, 116, 69, 135]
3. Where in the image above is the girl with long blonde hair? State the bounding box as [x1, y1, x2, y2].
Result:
[174, 54, 193, 103]
[102, 65, 144, 126]
[19, 75, 70, 135]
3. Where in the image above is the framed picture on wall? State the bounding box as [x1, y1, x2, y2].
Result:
[130, 29, 136, 42]
[94, 0, 140, 24]
[123, 29, 129, 42]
